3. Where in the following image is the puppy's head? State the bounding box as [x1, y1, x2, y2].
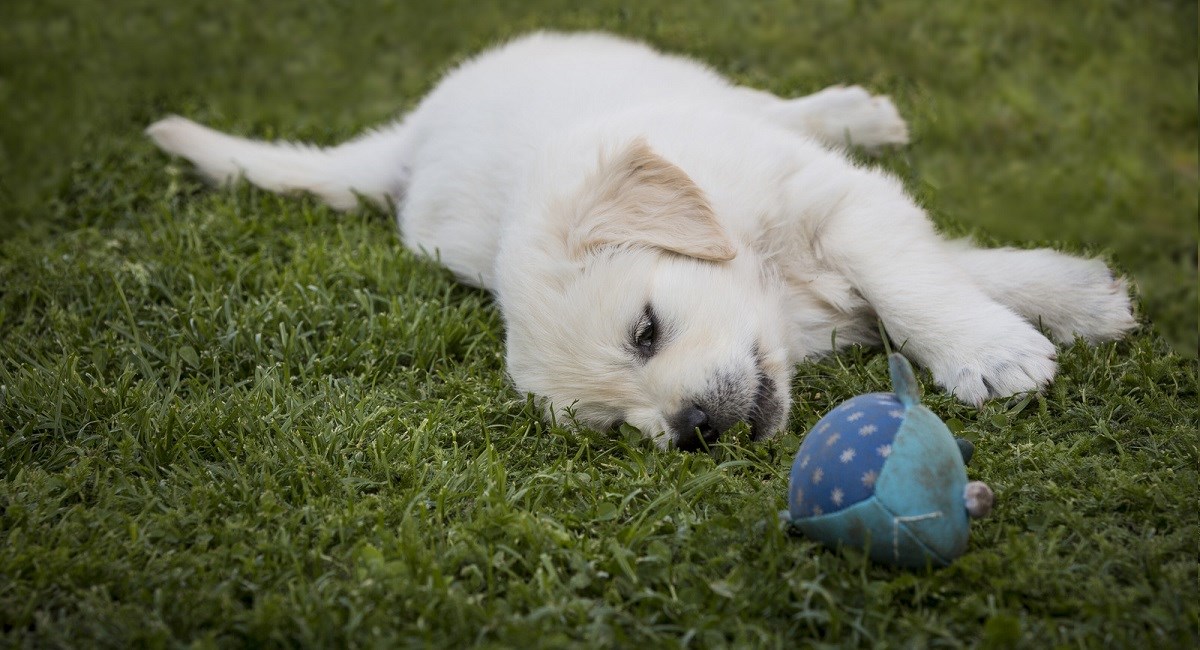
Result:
[497, 138, 792, 449]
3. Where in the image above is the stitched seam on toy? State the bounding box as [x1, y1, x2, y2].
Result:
[891, 511, 944, 564]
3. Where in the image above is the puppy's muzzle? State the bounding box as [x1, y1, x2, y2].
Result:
[669, 371, 785, 451]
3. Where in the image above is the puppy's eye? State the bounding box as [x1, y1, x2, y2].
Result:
[632, 305, 658, 359]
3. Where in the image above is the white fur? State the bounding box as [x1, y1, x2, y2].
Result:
[147, 32, 1136, 448]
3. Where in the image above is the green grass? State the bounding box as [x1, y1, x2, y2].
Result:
[1, 0, 1196, 647]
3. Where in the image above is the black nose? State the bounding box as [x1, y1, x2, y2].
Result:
[682, 405, 710, 432]
[671, 405, 721, 451]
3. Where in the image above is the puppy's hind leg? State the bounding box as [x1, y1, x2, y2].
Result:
[949, 243, 1137, 344]
[764, 85, 910, 150]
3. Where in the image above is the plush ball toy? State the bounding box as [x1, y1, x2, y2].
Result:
[782, 353, 994, 569]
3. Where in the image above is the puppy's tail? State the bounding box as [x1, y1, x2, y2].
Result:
[145, 116, 409, 210]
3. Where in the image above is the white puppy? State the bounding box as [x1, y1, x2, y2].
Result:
[147, 32, 1135, 449]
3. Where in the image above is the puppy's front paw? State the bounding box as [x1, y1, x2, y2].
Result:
[930, 324, 1058, 407]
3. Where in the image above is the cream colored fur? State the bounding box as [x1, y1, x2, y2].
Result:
[566, 139, 736, 263]
[146, 32, 1136, 449]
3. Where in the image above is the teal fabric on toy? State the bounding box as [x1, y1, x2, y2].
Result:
[783, 354, 994, 569]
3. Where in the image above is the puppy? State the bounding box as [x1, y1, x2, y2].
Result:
[147, 32, 1136, 450]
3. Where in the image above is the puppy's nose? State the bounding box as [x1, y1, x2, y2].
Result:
[671, 405, 722, 451]
[681, 405, 710, 432]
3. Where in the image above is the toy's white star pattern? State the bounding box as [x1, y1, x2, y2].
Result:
[791, 392, 906, 519]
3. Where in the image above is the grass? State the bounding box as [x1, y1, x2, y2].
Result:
[0, 0, 1196, 647]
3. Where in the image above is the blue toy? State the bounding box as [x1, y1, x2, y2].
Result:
[783, 353, 993, 569]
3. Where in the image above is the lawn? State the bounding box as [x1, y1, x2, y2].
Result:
[1, 0, 1197, 647]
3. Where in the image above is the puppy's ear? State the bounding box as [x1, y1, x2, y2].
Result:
[567, 139, 737, 262]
